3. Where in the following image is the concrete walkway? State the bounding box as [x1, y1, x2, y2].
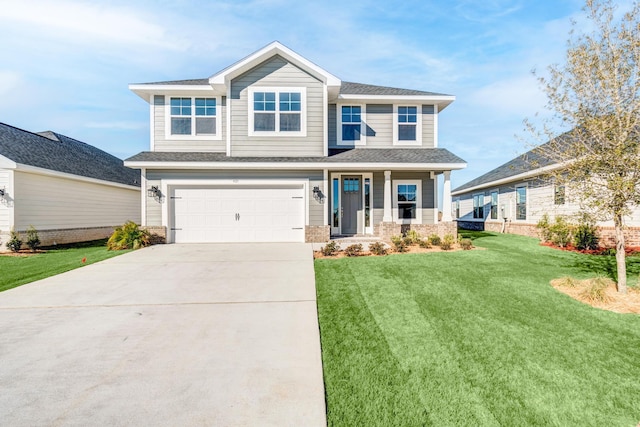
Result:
[0, 243, 326, 426]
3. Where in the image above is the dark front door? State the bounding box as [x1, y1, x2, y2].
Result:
[341, 176, 361, 234]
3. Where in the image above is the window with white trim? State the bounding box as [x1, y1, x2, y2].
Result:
[393, 180, 422, 223]
[338, 105, 365, 145]
[393, 105, 422, 145]
[490, 191, 498, 220]
[516, 186, 527, 220]
[473, 194, 484, 219]
[169, 97, 217, 136]
[249, 87, 306, 136]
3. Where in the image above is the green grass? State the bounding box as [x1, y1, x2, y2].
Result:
[0, 239, 130, 292]
[315, 232, 640, 426]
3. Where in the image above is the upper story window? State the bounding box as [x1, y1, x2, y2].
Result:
[167, 96, 220, 139]
[393, 105, 422, 145]
[338, 105, 365, 145]
[249, 87, 306, 136]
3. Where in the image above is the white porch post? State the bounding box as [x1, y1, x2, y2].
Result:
[383, 170, 392, 222]
[442, 170, 452, 222]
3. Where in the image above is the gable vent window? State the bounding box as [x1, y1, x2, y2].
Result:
[249, 87, 306, 136]
[169, 97, 217, 136]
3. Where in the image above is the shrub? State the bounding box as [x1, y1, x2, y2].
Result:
[391, 235, 408, 253]
[403, 236, 414, 246]
[460, 238, 473, 250]
[441, 234, 455, 250]
[549, 216, 572, 247]
[418, 239, 431, 249]
[369, 242, 387, 256]
[107, 221, 150, 250]
[404, 229, 421, 245]
[6, 230, 22, 252]
[344, 243, 364, 257]
[580, 277, 614, 303]
[537, 213, 554, 242]
[428, 234, 441, 246]
[26, 225, 40, 252]
[321, 241, 340, 256]
[574, 216, 599, 250]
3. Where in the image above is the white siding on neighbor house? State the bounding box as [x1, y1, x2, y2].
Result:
[0, 169, 11, 234]
[152, 94, 227, 153]
[230, 55, 324, 156]
[145, 169, 325, 227]
[328, 104, 436, 148]
[13, 171, 140, 230]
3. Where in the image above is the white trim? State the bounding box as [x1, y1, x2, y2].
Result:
[330, 174, 340, 235]
[140, 168, 147, 226]
[393, 104, 422, 146]
[160, 178, 309, 243]
[337, 94, 455, 111]
[129, 85, 216, 101]
[472, 192, 485, 220]
[7, 169, 15, 230]
[336, 103, 366, 146]
[226, 89, 232, 156]
[323, 169, 328, 227]
[488, 189, 500, 221]
[124, 160, 467, 171]
[12, 163, 140, 191]
[432, 171, 438, 224]
[392, 179, 422, 224]
[329, 173, 373, 235]
[515, 184, 528, 221]
[164, 96, 222, 141]
[149, 94, 155, 151]
[383, 170, 392, 222]
[323, 84, 328, 157]
[362, 173, 373, 234]
[433, 104, 439, 148]
[247, 87, 307, 137]
[0, 154, 17, 169]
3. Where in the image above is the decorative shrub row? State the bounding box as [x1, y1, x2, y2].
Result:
[537, 213, 599, 250]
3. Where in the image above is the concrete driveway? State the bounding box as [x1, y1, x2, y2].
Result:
[0, 243, 326, 426]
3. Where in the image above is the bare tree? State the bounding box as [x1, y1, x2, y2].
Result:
[527, 0, 640, 293]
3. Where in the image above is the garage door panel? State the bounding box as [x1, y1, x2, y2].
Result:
[172, 186, 305, 243]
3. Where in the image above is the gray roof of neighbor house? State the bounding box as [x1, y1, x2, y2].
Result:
[452, 142, 556, 194]
[125, 148, 466, 165]
[0, 122, 140, 187]
[134, 77, 450, 97]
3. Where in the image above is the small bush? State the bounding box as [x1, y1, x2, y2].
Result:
[549, 216, 572, 247]
[574, 222, 599, 250]
[580, 277, 614, 303]
[403, 236, 414, 246]
[26, 225, 41, 252]
[321, 241, 340, 256]
[418, 239, 431, 249]
[369, 242, 387, 256]
[344, 243, 364, 257]
[441, 234, 455, 251]
[405, 229, 421, 245]
[428, 234, 441, 246]
[537, 213, 554, 242]
[6, 230, 22, 252]
[107, 221, 150, 250]
[460, 238, 473, 250]
[391, 235, 408, 253]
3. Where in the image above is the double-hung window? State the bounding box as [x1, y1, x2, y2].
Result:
[554, 185, 565, 205]
[249, 87, 305, 136]
[473, 194, 484, 219]
[393, 180, 422, 223]
[516, 186, 527, 220]
[338, 105, 364, 145]
[168, 97, 219, 138]
[394, 105, 422, 145]
[490, 191, 499, 220]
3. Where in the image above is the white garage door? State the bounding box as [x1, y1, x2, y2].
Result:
[171, 186, 305, 243]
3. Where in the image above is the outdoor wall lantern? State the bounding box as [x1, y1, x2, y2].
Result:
[312, 186, 325, 203]
[0, 188, 4, 198]
[147, 185, 161, 198]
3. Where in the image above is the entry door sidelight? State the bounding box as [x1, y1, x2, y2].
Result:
[341, 176, 361, 234]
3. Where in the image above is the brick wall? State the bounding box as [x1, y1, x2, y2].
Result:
[6, 226, 117, 250]
[141, 226, 167, 244]
[306, 225, 330, 243]
[376, 222, 457, 242]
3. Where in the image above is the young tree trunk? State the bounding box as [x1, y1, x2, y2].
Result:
[614, 213, 628, 294]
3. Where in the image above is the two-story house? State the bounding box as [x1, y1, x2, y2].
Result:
[125, 42, 466, 243]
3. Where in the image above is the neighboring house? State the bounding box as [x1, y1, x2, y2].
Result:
[125, 41, 466, 243]
[0, 123, 141, 248]
[451, 143, 640, 246]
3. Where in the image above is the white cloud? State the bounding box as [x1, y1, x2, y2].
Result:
[84, 121, 146, 131]
[466, 75, 547, 116]
[0, 71, 23, 96]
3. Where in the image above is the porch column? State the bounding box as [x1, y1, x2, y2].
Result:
[383, 170, 393, 222]
[442, 170, 452, 222]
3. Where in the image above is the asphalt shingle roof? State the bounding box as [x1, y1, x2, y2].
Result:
[0, 123, 140, 187]
[125, 148, 466, 165]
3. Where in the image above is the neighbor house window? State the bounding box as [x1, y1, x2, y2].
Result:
[554, 185, 565, 205]
[516, 186, 527, 220]
[455, 199, 460, 219]
[169, 97, 217, 136]
[490, 191, 498, 220]
[339, 105, 363, 144]
[393, 180, 422, 223]
[249, 87, 306, 135]
[473, 194, 484, 219]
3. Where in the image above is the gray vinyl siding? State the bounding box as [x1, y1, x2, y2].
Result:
[146, 169, 324, 226]
[371, 171, 435, 225]
[328, 104, 336, 146]
[229, 56, 324, 156]
[422, 105, 435, 148]
[153, 94, 227, 153]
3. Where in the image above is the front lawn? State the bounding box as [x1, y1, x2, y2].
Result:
[0, 240, 129, 292]
[315, 232, 640, 426]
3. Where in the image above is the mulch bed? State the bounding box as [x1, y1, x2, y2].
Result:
[0, 250, 47, 257]
[551, 277, 640, 314]
[541, 241, 640, 256]
[314, 244, 477, 259]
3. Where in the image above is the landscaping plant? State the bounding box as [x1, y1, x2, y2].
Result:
[404, 229, 421, 245]
[26, 225, 41, 252]
[441, 233, 455, 250]
[428, 234, 441, 246]
[321, 241, 340, 256]
[368, 242, 387, 256]
[344, 244, 364, 257]
[390, 235, 408, 253]
[6, 230, 22, 252]
[107, 221, 150, 250]
[459, 238, 473, 250]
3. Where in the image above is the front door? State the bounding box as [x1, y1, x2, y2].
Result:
[341, 176, 361, 234]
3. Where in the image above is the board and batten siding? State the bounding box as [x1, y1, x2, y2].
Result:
[12, 171, 140, 230]
[230, 55, 324, 156]
[371, 171, 435, 225]
[152, 94, 227, 153]
[145, 169, 325, 226]
[0, 169, 11, 234]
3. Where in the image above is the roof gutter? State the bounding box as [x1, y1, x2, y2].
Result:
[124, 160, 467, 171]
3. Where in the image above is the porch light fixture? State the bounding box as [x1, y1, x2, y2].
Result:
[0, 188, 4, 198]
[312, 186, 325, 203]
[147, 185, 161, 198]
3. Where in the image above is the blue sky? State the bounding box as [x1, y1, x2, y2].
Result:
[0, 0, 598, 187]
